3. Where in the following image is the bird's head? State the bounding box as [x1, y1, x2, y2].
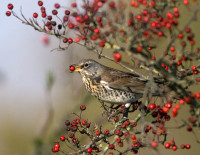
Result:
[70, 59, 104, 78]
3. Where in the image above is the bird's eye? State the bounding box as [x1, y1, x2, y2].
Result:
[84, 63, 89, 68]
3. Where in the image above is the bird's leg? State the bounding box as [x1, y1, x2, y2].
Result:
[128, 101, 140, 112]
[123, 103, 131, 118]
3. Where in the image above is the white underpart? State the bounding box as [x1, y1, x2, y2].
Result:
[100, 80, 113, 90]
[125, 103, 131, 108]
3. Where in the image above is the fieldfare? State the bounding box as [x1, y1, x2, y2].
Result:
[70, 59, 165, 106]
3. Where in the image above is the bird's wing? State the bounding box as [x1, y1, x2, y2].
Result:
[100, 68, 147, 93]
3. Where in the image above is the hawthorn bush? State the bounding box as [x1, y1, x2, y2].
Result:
[6, 0, 200, 154]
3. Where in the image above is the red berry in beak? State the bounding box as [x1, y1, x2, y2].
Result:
[69, 65, 75, 72]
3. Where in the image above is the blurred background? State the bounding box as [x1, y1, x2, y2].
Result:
[1, 0, 200, 155]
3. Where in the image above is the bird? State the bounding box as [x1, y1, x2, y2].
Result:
[70, 59, 167, 106]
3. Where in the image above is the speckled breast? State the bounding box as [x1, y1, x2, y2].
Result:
[82, 76, 141, 104]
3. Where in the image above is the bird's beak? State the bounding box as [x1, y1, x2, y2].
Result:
[74, 66, 82, 72]
[73, 65, 83, 72]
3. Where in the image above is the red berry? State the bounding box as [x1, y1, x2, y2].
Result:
[125, 120, 130, 126]
[96, 16, 102, 22]
[82, 120, 87, 125]
[174, 104, 180, 110]
[172, 111, 177, 117]
[157, 31, 164, 36]
[109, 1, 115, 8]
[149, 103, 155, 110]
[180, 144, 185, 149]
[68, 38, 73, 44]
[187, 126, 192, 131]
[114, 129, 120, 135]
[150, 1, 156, 7]
[76, 118, 80, 124]
[165, 142, 171, 148]
[114, 117, 119, 122]
[116, 137, 121, 143]
[42, 13, 46, 18]
[118, 142, 123, 147]
[38, 1, 43, 6]
[113, 53, 121, 62]
[121, 123, 126, 128]
[99, 41, 105, 47]
[136, 15, 142, 20]
[94, 28, 100, 34]
[132, 139, 138, 144]
[166, 102, 172, 108]
[54, 143, 60, 148]
[69, 65, 75, 72]
[163, 107, 169, 113]
[63, 38, 68, 43]
[185, 144, 191, 149]
[73, 138, 78, 144]
[192, 66, 197, 71]
[185, 27, 191, 33]
[173, 7, 179, 13]
[179, 99, 184, 104]
[131, 135, 136, 140]
[95, 130, 101, 136]
[165, 115, 171, 121]
[152, 141, 158, 148]
[41, 7, 46, 13]
[177, 61, 182, 66]
[60, 136, 65, 141]
[68, 23, 74, 29]
[65, 10, 70, 15]
[178, 33, 184, 39]
[185, 97, 190, 103]
[52, 147, 59, 152]
[8, 3, 14, 10]
[48, 25, 52, 30]
[6, 11, 11, 16]
[47, 15, 52, 21]
[193, 70, 198, 74]
[65, 120, 70, 126]
[151, 56, 156, 60]
[109, 144, 115, 149]
[104, 129, 109, 135]
[131, 122, 137, 127]
[74, 37, 80, 42]
[32, 13, 38, 18]
[86, 123, 90, 128]
[183, 0, 189, 5]
[71, 2, 77, 8]
[80, 105, 86, 111]
[166, 12, 173, 19]
[124, 132, 130, 137]
[172, 145, 177, 151]
[137, 45, 143, 52]
[54, 3, 60, 9]
[71, 120, 77, 126]
[121, 104, 125, 108]
[87, 148, 92, 153]
[52, 10, 58, 15]
[195, 92, 200, 98]
[170, 46, 175, 52]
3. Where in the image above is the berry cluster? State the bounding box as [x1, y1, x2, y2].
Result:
[6, 0, 200, 154]
[51, 104, 144, 154]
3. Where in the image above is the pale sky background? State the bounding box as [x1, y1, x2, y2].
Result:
[0, 0, 86, 154]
